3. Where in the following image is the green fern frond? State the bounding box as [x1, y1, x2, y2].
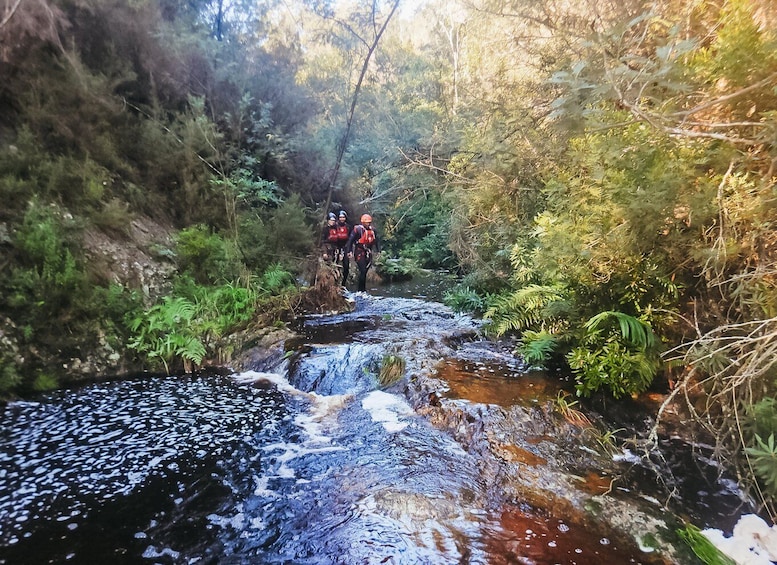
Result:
[175, 336, 207, 365]
[484, 284, 568, 337]
[518, 330, 558, 366]
[584, 311, 656, 350]
[260, 263, 294, 294]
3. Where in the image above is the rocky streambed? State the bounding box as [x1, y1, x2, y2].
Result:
[0, 290, 748, 564]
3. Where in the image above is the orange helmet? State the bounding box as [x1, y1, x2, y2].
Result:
[360, 214, 372, 224]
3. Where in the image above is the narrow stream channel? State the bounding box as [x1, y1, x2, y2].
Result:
[0, 281, 751, 564]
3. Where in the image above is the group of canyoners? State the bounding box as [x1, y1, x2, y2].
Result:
[320, 210, 380, 292]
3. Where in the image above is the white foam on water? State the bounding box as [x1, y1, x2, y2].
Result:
[612, 448, 642, 463]
[234, 370, 351, 485]
[235, 370, 350, 451]
[703, 514, 777, 565]
[361, 391, 415, 433]
[234, 371, 302, 395]
[142, 545, 181, 560]
[252, 475, 275, 497]
[295, 392, 352, 447]
[207, 507, 246, 530]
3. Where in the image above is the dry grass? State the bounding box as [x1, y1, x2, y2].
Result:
[379, 354, 406, 387]
[652, 315, 777, 520]
[296, 259, 351, 314]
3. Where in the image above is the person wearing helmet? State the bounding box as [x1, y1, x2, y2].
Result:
[335, 211, 351, 284]
[346, 213, 380, 292]
[320, 212, 339, 261]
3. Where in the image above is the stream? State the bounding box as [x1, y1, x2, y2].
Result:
[0, 277, 753, 564]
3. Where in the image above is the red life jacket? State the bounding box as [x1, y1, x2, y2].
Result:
[326, 226, 339, 243]
[357, 225, 376, 246]
[335, 224, 350, 242]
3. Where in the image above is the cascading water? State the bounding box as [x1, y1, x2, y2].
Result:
[0, 289, 749, 564]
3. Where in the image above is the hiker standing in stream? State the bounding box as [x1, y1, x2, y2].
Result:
[335, 210, 351, 285]
[320, 212, 339, 261]
[346, 214, 380, 292]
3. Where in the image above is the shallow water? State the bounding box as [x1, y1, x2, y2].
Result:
[0, 287, 750, 563]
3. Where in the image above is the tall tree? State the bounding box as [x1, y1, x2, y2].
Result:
[304, 0, 402, 217]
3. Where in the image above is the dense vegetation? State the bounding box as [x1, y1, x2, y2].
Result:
[2, 0, 777, 519]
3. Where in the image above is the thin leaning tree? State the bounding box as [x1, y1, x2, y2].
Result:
[318, 0, 403, 220]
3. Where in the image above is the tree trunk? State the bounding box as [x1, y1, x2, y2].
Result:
[321, 0, 402, 220]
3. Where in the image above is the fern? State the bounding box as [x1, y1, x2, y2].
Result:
[518, 330, 558, 366]
[443, 286, 485, 313]
[259, 263, 294, 294]
[127, 296, 204, 374]
[568, 312, 661, 398]
[746, 434, 777, 495]
[483, 284, 570, 337]
[584, 311, 656, 350]
[198, 282, 256, 334]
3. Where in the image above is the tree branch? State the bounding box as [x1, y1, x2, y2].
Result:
[670, 72, 777, 119]
[397, 146, 477, 184]
[0, 0, 24, 29]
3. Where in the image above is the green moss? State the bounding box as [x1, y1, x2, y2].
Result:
[32, 373, 59, 392]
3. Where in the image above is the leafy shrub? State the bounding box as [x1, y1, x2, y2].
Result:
[32, 372, 58, 392]
[456, 269, 511, 296]
[443, 286, 485, 313]
[403, 228, 455, 269]
[128, 279, 262, 373]
[746, 398, 777, 445]
[567, 311, 660, 398]
[211, 168, 282, 209]
[381, 188, 454, 269]
[88, 284, 143, 346]
[208, 283, 257, 329]
[5, 202, 87, 330]
[238, 194, 312, 275]
[259, 264, 295, 295]
[92, 198, 133, 237]
[175, 225, 239, 284]
[263, 194, 313, 272]
[237, 214, 271, 272]
[0, 354, 22, 396]
[374, 256, 418, 281]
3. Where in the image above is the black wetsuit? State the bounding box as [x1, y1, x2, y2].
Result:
[335, 220, 351, 284]
[346, 224, 380, 292]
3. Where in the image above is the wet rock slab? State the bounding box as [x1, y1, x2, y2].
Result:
[294, 293, 694, 562]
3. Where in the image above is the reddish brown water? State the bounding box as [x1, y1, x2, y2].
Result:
[431, 339, 749, 561]
[484, 505, 669, 564]
[436, 358, 565, 407]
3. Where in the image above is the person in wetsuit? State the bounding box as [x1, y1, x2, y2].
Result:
[346, 213, 380, 292]
[335, 210, 351, 285]
[320, 212, 339, 261]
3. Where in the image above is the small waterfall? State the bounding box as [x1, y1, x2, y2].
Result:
[0, 290, 747, 564]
